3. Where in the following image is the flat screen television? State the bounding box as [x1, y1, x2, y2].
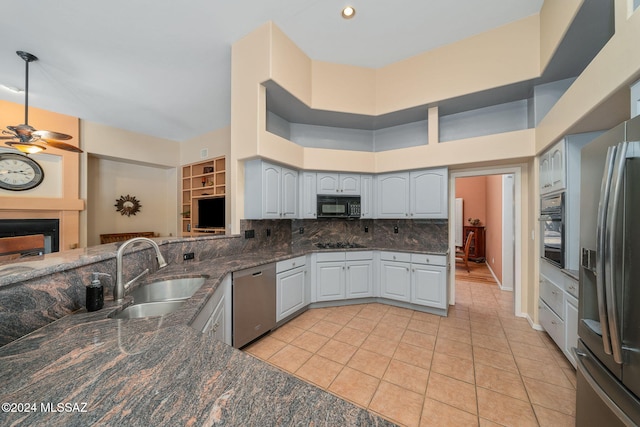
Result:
[197, 197, 225, 229]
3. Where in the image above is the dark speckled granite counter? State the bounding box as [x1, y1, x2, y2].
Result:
[0, 252, 396, 426]
[0, 218, 448, 425]
[0, 318, 393, 426]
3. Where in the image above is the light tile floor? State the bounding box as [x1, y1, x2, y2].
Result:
[245, 267, 576, 426]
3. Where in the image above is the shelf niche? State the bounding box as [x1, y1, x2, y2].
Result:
[181, 156, 226, 236]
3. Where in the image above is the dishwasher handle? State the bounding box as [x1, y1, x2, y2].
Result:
[252, 271, 263, 277]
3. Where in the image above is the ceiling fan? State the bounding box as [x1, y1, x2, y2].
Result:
[1, 51, 82, 154]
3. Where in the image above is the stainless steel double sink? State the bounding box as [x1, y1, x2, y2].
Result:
[110, 276, 207, 319]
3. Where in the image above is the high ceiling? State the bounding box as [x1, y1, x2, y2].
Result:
[0, 0, 543, 142]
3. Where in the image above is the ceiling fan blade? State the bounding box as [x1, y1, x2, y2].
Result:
[42, 139, 83, 153]
[32, 129, 73, 140]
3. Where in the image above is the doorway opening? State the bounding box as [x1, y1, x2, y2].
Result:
[449, 167, 522, 316]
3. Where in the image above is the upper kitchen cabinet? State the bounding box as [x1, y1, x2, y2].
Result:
[376, 168, 448, 219]
[245, 160, 298, 219]
[316, 173, 361, 195]
[539, 140, 565, 195]
[360, 175, 374, 219]
[410, 169, 448, 218]
[537, 132, 602, 270]
[299, 172, 317, 219]
[376, 173, 410, 218]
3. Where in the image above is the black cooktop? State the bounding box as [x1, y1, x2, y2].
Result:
[314, 242, 366, 249]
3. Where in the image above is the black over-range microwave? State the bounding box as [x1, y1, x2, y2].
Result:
[317, 195, 361, 218]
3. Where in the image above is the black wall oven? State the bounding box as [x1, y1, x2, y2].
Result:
[540, 193, 564, 268]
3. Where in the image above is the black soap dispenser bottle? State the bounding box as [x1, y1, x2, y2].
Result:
[86, 272, 109, 312]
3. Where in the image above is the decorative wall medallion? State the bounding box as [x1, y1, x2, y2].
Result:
[115, 195, 141, 216]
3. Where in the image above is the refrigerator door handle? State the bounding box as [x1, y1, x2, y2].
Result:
[596, 145, 617, 356]
[605, 142, 628, 365]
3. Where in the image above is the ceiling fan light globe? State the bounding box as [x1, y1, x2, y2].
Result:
[5, 141, 46, 154]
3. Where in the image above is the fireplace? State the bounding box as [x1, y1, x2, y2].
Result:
[0, 219, 60, 253]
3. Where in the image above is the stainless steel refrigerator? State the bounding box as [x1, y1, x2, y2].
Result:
[577, 115, 640, 426]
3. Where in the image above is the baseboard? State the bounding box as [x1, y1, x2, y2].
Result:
[485, 262, 504, 289]
[525, 313, 544, 331]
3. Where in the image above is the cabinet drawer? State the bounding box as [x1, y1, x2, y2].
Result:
[380, 251, 411, 263]
[316, 252, 346, 262]
[539, 274, 564, 318]
[410, 253, 446, 266]
[277, 255, 306, 273]
[564, 275, 579, 299]
[346, 251, 374, 261]
[539, 298, 565, 347]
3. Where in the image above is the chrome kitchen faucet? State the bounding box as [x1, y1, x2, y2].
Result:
[114, 237, 167, 302]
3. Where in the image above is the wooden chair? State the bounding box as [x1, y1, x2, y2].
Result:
[0, 234, 45, 261]
[455, 231, 474, 273]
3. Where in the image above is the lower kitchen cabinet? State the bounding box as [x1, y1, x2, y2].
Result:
[276, 257, 308, 322]
[411, 264, 447, 309]
[316, 260, 346, 301]
[380, 259, 411, 302]
[316, 252, 374, 302]
[346, 259, 374, 298]
[380, 251, 448, 309]
[565, 292, 578, 367]
[195, 274, 232, 345]
[538, 259, 579, 368]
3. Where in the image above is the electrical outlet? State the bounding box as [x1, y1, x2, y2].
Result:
[364, 226, 369, 233]
[244, 229, 255, 238]
[394, 225, 399, 233]
[299, 227, 304, 234]
[183, 252, 195, 261]
[266, 228, 271, 237]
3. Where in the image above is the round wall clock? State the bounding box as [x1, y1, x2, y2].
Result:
[0, 153, 45, 191]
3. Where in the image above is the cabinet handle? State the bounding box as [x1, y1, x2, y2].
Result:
[292, 262, 296, 267]
[426, 258, 430, 263]
[342, 266, 345, 270]
[410, 213, 414, 216]
[412, 268, 415, 272]
[406, 267, 409, 272]
[551, 290, 557, 295]
[393, 256, 396, 260]
[405, 213, 409, 216]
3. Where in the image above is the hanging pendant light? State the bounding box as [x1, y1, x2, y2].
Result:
[0, 51, 82, 154]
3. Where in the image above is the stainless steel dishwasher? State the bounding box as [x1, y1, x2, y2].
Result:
[232, 263, 276, 348]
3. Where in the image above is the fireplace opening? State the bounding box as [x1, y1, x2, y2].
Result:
[0, 219, 60, 253]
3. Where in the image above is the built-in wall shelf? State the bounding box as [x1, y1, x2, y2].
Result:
[181, 156, 226, 236]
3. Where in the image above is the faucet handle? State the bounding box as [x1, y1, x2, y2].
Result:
[91, 272, 112, 283]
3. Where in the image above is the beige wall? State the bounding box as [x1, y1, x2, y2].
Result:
[86, 156, 177, 246]
[80, 120, 181, 247]
[485, 175, 504, 284]
[539, 0, 583, 72]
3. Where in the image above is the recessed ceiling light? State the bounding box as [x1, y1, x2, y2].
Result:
[341, 6, 356, 19]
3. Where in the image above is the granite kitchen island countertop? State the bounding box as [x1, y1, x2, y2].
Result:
[0, 234, 450, 425]
[0, 247, 400, 426]
[0, 308, 395, 426]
